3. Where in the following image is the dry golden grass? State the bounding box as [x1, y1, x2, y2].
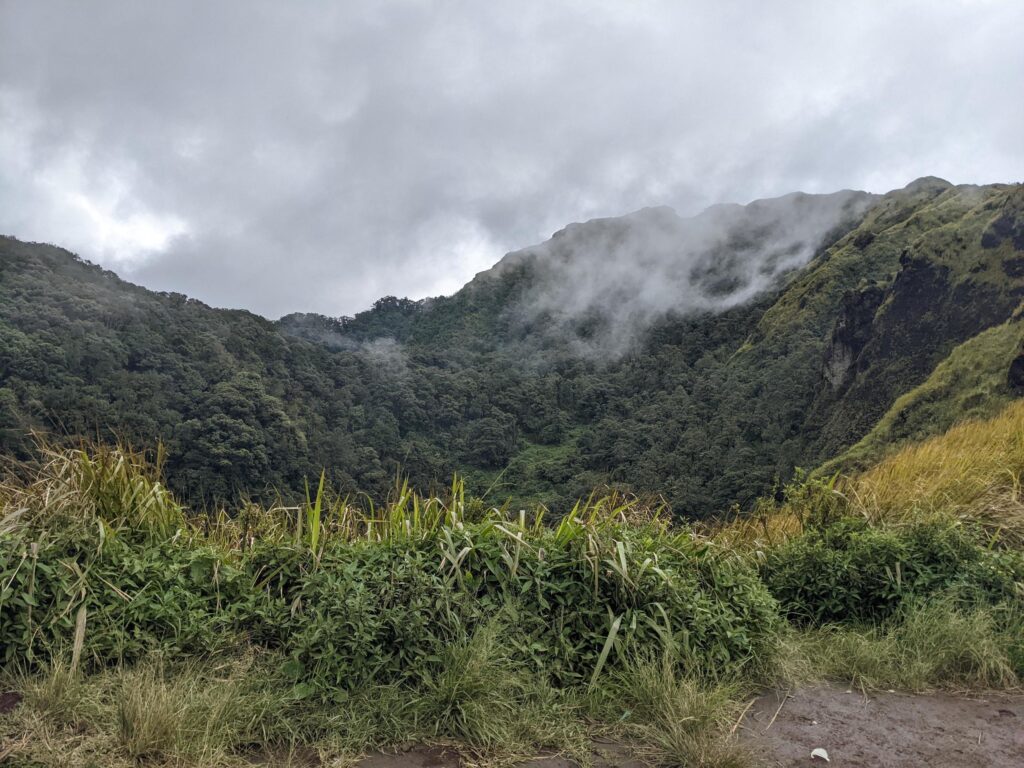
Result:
[849, 398, 1024, 544]
[714, 398, 1024, 550]
[705, 503, 803, 555]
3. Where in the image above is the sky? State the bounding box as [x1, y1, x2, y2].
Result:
[1, 1, 1023, 319]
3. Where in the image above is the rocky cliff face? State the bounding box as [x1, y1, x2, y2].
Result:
[808, 183, 1024, 462]
[822, 284, 886, 392]
[1007, 344, 1024, 392]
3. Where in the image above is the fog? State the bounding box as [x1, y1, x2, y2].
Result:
[485, 189, 875, 356]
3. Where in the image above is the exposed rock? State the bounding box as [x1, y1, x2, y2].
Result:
[853, 230, 876, 250]
[1003, 257, 1024, 278]
[981, 212, 1024, 250]
[811, 238, 1016, 462]
[978, 191, 1024, 250]
[1008, 345, 1024, 392]
[823, 284, 886, 392]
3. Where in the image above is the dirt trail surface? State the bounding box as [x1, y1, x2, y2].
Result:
[356, 740, 644, 768]
[353, 686, 1023, 768]
[739, 684, 1024, 767]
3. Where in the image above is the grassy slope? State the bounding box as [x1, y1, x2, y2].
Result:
[849, 397, 1024, 539]
[821, 318, 1024, 474]
[722, 397, 1024, 553]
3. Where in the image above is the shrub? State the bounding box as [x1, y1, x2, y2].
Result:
[264, 524, 780, 695]
[0, 526, 255, 667]
[782, 596, 1021, 690]
[761, 518, 1023, 624]
[1, 446, 780, 696]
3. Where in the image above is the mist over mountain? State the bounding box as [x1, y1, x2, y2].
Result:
[282, 188, 875, 360]
[3, 177, 1024, 515]
[476, 189, 876, 357]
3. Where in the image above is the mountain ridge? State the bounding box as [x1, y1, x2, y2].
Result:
[280, 185, 880, 355]
[2, 176, 1023, 515]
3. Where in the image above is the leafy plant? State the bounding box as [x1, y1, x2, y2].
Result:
[761, 518, 1023, 624]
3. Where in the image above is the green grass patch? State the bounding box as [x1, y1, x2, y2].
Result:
[777, 596, 1022, 691]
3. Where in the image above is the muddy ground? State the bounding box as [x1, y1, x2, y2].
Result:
[739, 684, 1023, 767]
[357, 740, 645, 768]
[355, 684, 1023, 768]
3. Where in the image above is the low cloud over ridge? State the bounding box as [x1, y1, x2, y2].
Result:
[481, 189, 875, 357]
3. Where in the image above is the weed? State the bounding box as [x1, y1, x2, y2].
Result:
[589, 653, 752, 768]
[779, 596, 1021, 691]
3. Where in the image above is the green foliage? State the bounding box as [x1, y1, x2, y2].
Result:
[1, 447, 779, 695]
[761, 518, 1024, 625]
[781, 595, 1022, 690]
[4, 180, 1024, 517]
[3, 437, 1024, 766]
[0, 446, 254, 665]
[0, 526, 253, 667]
[268, 526, 779, 694]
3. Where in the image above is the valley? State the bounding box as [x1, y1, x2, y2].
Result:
[3, 177, 1023, 517]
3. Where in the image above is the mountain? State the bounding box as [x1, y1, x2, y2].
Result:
[2, 177, 1023, 516]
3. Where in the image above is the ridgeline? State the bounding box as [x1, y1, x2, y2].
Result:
[2, 177, 1023, 516]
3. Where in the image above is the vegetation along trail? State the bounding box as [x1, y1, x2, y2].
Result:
[2, 397, 1024, 765]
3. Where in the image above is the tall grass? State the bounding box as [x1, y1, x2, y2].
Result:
[777, 596, 1021, 692]
[2, 653, 286, 768]
[3, 416, 1024, 767]
[0, 440, 778, 765]
[851, 399, 1024, 543]
[412, 618, 587, 752]
[588, 653, 751, 768]
[113, 657, 269, 763]
[715, 399, 1024, 551]
[0, 441, 183, 539]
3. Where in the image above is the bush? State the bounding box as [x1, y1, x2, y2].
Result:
[259, 524, 780, 695]
[0, 526, 255, 667]
[782, 596, 1021, 690]
[761, 518, 1024, 624]
[1, 447, 780, 695]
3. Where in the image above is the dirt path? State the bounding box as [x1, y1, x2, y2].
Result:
[354, 686, 1023, 768]
[356, 740, 645, 768]
[739, 684, 1024, 767]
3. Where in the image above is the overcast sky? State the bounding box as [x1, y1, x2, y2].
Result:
[1, 1, 1023, 318]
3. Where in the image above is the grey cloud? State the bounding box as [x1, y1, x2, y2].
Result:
[1, 1, 1022, 318]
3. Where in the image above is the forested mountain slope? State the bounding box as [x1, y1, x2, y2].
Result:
[2, 177, 1022, 516]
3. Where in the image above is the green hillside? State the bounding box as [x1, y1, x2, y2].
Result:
[821, 316, 1024, 475]
[2, 177, 1023, 516]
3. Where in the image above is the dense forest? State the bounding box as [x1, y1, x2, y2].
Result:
[2, 176, 1023, 516]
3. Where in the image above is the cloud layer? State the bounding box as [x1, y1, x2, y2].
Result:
[1, 1, 1023, 318]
